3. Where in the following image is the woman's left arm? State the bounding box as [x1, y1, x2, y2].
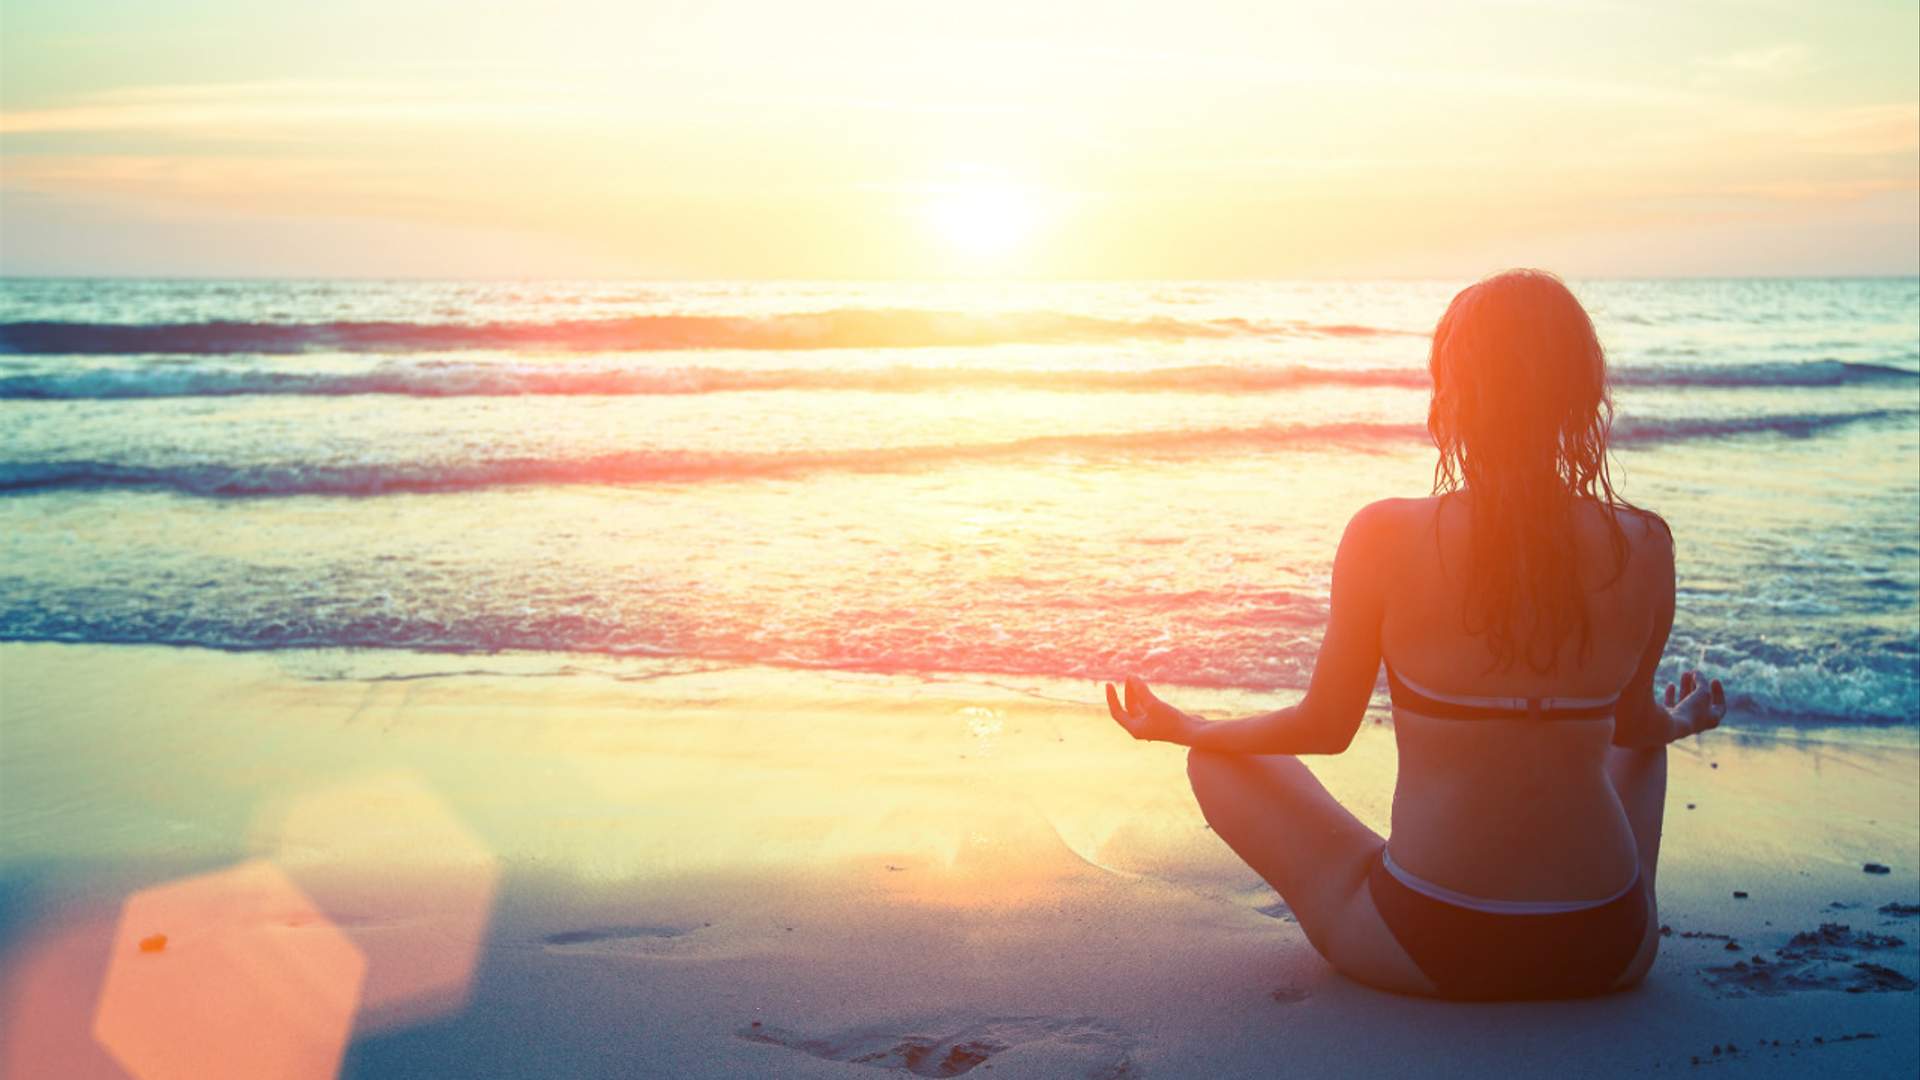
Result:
[1106, 501, 1394, 755]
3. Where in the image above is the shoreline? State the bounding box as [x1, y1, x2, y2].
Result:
[3, 641, 1916, 1078]
[1, 638, 1910, 747]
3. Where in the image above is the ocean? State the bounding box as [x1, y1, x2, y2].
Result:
[1, 278, 1915, 731]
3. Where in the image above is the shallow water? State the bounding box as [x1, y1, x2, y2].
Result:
[1, 278, 1915, 727]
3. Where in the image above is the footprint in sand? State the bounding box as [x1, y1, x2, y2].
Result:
[541, 925, 701, 954]
[736, 1015, 1137, 1078]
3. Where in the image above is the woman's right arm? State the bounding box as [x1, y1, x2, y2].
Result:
[1612, 524, 1727, 748]
[1104, 500, 1395, 756]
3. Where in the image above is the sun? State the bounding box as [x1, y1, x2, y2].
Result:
[921, 182, 1040, 262]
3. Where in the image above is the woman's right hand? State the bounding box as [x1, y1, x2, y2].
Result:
[1105, 675, 1197, 744]
[1664, 669, 1726, 735]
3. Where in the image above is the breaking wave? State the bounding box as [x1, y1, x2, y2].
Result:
[0, 309, 1421, 355]
[1, 410, 1904, 498]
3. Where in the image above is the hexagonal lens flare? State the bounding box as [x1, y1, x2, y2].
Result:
[92, 859, 365, 1080]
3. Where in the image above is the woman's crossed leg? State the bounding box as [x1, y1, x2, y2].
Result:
[1186, 748, 1434, 995]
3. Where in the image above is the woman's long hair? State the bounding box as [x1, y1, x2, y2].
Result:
[1427, 269, 1653, 672]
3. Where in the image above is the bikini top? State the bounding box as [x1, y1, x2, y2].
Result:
[1383, 660, 1619, 721]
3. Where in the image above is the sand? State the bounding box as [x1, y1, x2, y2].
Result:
[1, 642, 1916, 1079]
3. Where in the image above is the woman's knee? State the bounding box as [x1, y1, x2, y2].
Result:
[1186, 747, 1246, 804]
[1186, 745, 1228, 782]
[1186, 748, 1250, 828]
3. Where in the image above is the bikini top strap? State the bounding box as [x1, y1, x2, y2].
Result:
[1384, 657, 1620, 720]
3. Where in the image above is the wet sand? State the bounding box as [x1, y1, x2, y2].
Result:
[2, 642, 1916, 1078]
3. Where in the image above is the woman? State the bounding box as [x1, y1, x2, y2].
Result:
[1105, 269, 1727, 1001]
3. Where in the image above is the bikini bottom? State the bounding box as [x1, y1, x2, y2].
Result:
[1366, 848, 1649, 1001]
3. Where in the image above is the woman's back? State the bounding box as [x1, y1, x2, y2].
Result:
[1379, 492, 1670, 902]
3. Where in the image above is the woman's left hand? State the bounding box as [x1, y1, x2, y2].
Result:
[1664, 669, 1727, 736]
[1105, 675, 1195, 743]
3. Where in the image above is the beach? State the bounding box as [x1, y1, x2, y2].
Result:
[1, 276, 1916, 1076]
[3, 642, 1916, 1078]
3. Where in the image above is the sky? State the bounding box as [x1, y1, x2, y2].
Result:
[0, 0, 1915, 279]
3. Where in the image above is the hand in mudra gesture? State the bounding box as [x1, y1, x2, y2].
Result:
[1105, 675, 1194, 743]
[1665, 669, 1727, 734]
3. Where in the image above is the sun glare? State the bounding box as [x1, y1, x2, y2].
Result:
[922, 182, 1040, 263]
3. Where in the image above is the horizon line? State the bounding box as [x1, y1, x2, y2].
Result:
[3, 273, 1917, 284]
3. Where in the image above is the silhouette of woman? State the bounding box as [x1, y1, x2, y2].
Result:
[1107, 269, 1726, 1000]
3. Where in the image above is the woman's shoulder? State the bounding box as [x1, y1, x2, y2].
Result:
[1345, 494, 1669, 532]
[1352, 494, 1442, 518]
[1347, 495, 1672, 560]
[1339, 496, 1442, 557]
[1348, 494, 1451, 530]
[1344, 496, 1431, 534]
[1599, 501, 1673, 553]
[1579, 501, 1674, 591]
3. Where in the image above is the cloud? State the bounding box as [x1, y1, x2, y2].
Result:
[1735, 178, 1917, 202]
[0, 153, 456, 225]
[0, 79, 604, 138]
[1693, 43, 1812, 78]
[1783, 102, 1920, 156]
